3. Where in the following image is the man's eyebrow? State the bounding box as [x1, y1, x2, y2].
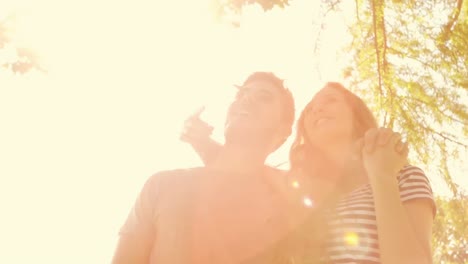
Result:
[313, 93, 336, 101]
[257, 89, 274, 95]
[307, 94, 331, 107]
[234, 85, 275, 96]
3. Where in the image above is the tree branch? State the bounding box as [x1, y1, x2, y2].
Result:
[355, 0, 360, 22]
[370, 0, 391, 126]
[422, 124, 468, 148]
[370, 0, 384, 104]
[441, 0, 465, 40]
[401, 96, 466, 125]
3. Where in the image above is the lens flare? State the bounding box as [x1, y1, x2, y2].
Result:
[344, 231, 359, 246]
[303, 197, 313, 207]
[292, 180, 300, 188]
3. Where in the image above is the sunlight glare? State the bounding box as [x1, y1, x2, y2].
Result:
[0, 0, 371, 263]
[303, 196, 314, 207]
[344, 231, 360, 246]
[292, 180, 300, 188]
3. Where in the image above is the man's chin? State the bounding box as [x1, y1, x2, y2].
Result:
[224, 126, 262, 145]
[225, 127, 250, 141]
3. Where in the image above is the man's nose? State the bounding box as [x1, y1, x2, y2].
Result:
[312, 103, 325, 115]
[240, 93, 254, 105]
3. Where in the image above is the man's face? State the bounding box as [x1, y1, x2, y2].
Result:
[224, 79, 286, 148]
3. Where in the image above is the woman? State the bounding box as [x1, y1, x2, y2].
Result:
[181, 82, 436, 263]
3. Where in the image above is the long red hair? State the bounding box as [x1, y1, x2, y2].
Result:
[289, 82, 378, 180]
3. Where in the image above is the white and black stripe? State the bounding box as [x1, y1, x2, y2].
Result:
[324, 165, 436, 263]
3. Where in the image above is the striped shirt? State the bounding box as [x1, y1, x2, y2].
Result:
[325, 165, 436, 264]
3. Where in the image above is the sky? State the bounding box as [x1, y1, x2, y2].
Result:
[0, 0, 466, 263]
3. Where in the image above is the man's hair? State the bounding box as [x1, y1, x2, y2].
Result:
[241, 72, 296, 136]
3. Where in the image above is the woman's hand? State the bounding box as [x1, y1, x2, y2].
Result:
[363, 127, 409, 178]
[180, 107, 222, 165]
[356, 127, 409, 179]
[180, 107, 214, 146]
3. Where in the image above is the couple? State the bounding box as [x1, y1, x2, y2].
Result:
[112, 72, 436, 264]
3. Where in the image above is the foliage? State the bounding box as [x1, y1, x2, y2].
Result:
[338, 0, 468, 197]
[211, 0, 290, 26]
[219, 0, 468, 194]
[433, 194, 468, 263]
[0, 15, 41, 74]
[4, 0, 467, 261]
[214, 0, 290, 13]
[219, 0, 468, 262]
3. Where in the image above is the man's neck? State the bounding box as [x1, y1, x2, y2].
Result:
[208, 143, 268, 176]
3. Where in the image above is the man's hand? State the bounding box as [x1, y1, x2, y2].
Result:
[358, 128, 409, 178]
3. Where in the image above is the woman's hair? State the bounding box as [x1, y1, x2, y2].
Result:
[289, 82, 378, 173]
[282, 82, 379, 263]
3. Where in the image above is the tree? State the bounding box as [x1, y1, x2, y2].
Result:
[214, 0, 289, 14]
[216, 0, 468, 192]
[433, 194, 468, 264]
[215, 0, 468, 262]
[338, 0, 468, 197]
[0, 14, 42, 74]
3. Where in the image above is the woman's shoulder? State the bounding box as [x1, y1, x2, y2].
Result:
[398, 164, 426, 175]
[396, 165, 437, 217]
[397, 165, 429, 184]
[270, 167, 288, 176]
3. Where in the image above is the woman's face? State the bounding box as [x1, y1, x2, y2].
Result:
[303, 87, 355, 149]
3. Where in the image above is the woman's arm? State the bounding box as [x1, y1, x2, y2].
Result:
[180, 109, 222, 165]
[370, 172, 434, 264]
[363, 129, 434, 264]
[189, 137, 222, 165]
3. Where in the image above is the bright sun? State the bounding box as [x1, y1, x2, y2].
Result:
[3, 1, 465, 263]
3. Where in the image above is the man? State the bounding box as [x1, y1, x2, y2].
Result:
[112, 72, 295, 264]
